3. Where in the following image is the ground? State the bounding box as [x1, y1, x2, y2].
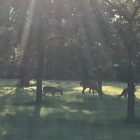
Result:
[0, 79, 140, 140]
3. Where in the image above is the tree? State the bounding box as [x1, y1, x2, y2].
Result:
[104, 0, 140, 121]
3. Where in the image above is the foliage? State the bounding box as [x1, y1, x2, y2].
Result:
[0, 0, 140, 82]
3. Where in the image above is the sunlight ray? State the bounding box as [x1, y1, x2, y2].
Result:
[19, 0, 37, 62]
[80, 1, 109, 63]
[60, 0, 110, 76]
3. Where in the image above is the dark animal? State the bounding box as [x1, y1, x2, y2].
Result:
[80, 79, 102, 98]
[43, 86, 63, 98]
[117, 88, 136, 101]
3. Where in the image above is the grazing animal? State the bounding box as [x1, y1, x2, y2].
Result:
[117, 88, 136, 101]
[117, 88, 128, 101]
[80, 79, 102, 98]
[43, 86, 63, 98]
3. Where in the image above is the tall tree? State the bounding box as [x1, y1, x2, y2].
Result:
[104, 0, 140, 121]
[34, 0, 45, 103]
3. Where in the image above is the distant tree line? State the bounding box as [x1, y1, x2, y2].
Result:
[0, 0, 140, 82]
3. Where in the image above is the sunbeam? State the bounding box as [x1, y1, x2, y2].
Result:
[19, 0, 37, 62]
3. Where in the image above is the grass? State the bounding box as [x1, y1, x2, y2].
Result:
[0, 79, 140, 140]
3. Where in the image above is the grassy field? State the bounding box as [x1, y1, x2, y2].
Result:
[0, 79, 140, 140]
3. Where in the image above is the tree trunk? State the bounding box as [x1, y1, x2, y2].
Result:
[19, 66, 30, 87]
[126, 80, 135, 121]
[35, 42, 45, 103]
[34, 0, 45, 104]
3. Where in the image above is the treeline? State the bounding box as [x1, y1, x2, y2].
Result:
[0, 0, 140, 82]
[0, 63, 118, 81]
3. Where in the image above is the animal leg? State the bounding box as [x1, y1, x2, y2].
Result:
[89, 88, 92, 95]
[52, 93, 55, 98]
[82, 88, 86, 97]
[92, 89, 95, 96]
[43, 92, 45, 98]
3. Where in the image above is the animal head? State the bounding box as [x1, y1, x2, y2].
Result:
[59, 88, 63, 96]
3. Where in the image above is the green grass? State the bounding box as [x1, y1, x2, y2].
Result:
[0, 79, 140, 140]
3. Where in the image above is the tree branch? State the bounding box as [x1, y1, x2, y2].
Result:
[105, 0, 131, 22]
[131, 5, 140, 21]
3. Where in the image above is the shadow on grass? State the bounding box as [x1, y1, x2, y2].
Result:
[0, 86, 36, 114]
[1, 94, 140, 140]
[0, 95, 43, 140]
[1, 80, 140, 140]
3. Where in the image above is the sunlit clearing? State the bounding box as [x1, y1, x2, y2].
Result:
[135, 87, 140, 99]
[19, 0, 37, 62]
[63, 106, 77, 112]
[82, 110, 92, 115]
[0, 109, 16, 117]
[1, 130, 7, 135]
[25, 87, 36, 90]
[62, 106, 77, 113]
[73, 87, 83, 91]
[75, 86, 123, 96]
[62, 106, 70, 110]
[103, 86, 123, 96]
[0, 87, 15, 97]
[40, 107, 63, 117]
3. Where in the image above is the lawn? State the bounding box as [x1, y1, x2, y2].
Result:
[0, 79, 140, 140]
